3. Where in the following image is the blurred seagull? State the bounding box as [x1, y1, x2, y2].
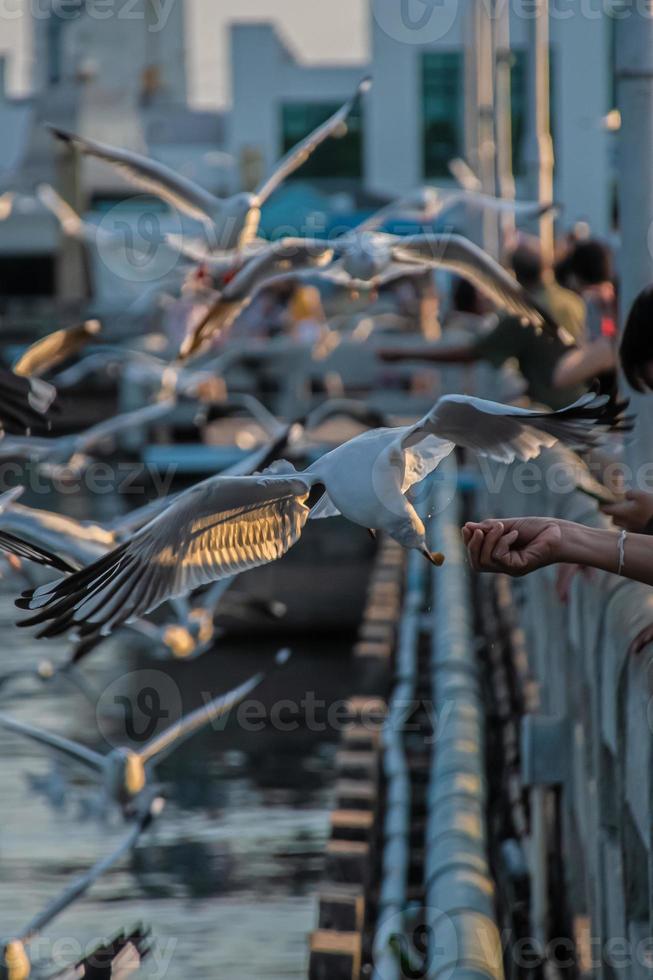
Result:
[358, 186, 557, 234]
[180, 231, 556, 360]
[0, 399, 176, 475]
[48, 77, 371, 251]
[15, 393, 629, 644]
[0, 650, 289, 809]
[178, 237, 334, 358]
[12, 320, 102, 379]
[0, 792, 163, 980]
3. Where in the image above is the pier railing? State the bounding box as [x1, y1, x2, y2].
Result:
[473, 444, 653, 977]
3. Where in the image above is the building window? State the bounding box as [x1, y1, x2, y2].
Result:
[423, 51, 463, 179]
[280, 102, 363, 180]
[510, 49, 555, 177]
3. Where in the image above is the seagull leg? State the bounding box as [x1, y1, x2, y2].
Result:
[421, 546, 445, 567]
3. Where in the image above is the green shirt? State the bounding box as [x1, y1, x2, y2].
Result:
[472, 317, 586, 410]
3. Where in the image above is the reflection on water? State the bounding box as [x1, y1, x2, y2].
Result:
[0, 488, 368, 979]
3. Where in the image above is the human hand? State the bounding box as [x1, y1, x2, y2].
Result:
[601, 490, 653, 533]
[462, 518, 564, 577]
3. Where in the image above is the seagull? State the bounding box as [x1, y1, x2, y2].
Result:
[0, 368, 59, 436]
[177, 237, 334, 358]
[122, 583, 287, 661]
[0, 650, 289, 809]
[0, 415, 300, 576]
[49, 77, 371, 252]
[180, 230, 556, 359]
[0, 398, 177, 474]
[0, 792, 163, 980]
[12, 320, 102, 379]
[48, 926, 151, 980]
[357, 186, 557, 234]
[14, 393, 629, 645]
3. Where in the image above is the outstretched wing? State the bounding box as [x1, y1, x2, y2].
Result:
[390, 233, 561, 337]
[49, 127, 220, 223]
[0, 712, 105, 772]
[139, 654, 288, 765]
[73, 398, 176, 454]
[400, 392, 631, 466]
[18, 472, 316, 640]
[179, 238, 333, 360]
[255, 77, 371, 204]
[13, 320, 101, 379]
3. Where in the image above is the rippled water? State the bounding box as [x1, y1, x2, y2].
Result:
[0, 489, 368, 979]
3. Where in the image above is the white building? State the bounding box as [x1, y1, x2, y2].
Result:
[229, 9, 615, 237]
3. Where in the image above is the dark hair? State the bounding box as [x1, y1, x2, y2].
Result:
[620, 284, 653, 392]
[452, 277, 483, 315]
[510, 243, 543, 289]
[569, 239, 613, 286]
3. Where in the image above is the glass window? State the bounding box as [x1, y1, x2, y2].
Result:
[422, 51, 463, 179]
[280, 102, 363, 180]
[511, 48, 556, 177]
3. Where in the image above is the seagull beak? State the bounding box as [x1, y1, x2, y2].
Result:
[421, 546, 445, 567]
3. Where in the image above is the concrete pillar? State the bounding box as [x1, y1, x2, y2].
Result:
[493, 0, 515, 247]
[525, 0, 554, 266]
[476, 2, 499, 257]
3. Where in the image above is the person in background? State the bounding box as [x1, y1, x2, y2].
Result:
[379, 238, 587, 410]
[553, 239, 619, 392]
[463, 282, 653, 652]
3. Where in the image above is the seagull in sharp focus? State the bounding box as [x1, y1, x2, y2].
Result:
[48, 77, 371, 252]
[15, 393, 629, 645]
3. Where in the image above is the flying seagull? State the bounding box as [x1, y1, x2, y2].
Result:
[180, 231, 557, 360]
[48, 77, 371, 251]
[0, 649, 289, 810]
[15, 393, 629, 644]
[0, 792, 163, 980]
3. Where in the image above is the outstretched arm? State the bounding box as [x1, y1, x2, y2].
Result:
[462, 517, 653, 588]
[378, 344, 478, 364]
